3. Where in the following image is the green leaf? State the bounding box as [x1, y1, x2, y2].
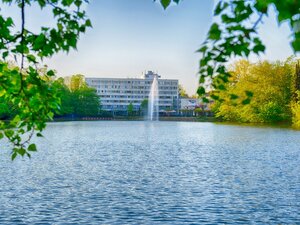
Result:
[4, 130, 14, 138]
[291, 38, 300, 52]
[0, 88, 6, 97]
[254, 1, 268, 13]
[36, 133, 43, 137]
[27, 54, 36, 62]
[245, 90, 253, 97]
[202, 97, 209, 103]
[214, 2, 229, 16]
[85, 19, 92, 28]
[28, 144, 37, 152]
[207, 66, 214, 76]
[18, 148, 26, 156]
[47, 70, 55, 76]
[0, 132, 3, 139]
[199, 75, 205, 84]
[197, 86, 206, 95]
[218, 84, 226, 90]
[197, 46, 207, 53]
[26, 152, 31, 158]
[230, 94, 239, 100]
[33, 34, 46, 50]
[37, 0, 46, 8]
[242, 98, 251, 105]
[253, 43, 265, 54]
[208, 23, 221, 40]
[211, 94, 219, 100]
[11, 152, 17, 161]
[160, 0, 171, 9]
[2, 51, 9, 59]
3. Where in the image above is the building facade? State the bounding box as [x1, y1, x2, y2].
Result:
[86, 71, 179, 113]
[179, 97, 213, 117]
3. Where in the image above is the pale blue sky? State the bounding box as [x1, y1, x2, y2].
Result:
[1, 0, 296, 95]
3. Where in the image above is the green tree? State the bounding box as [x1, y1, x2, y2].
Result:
[73, 86, 100, 117]
[127, 102, 134, 117]
[52, 75, 100, 117]
[291, 92, 300, 129]
[179, 84, 189, 98]
[0, 0, 91, 159]
[52, 78, 74, 116]
[66, 74, 86, 92]
[0, 99, 10, 119]
[140, 99, 148, 116]
[158, 0, 299, 101]
[213, 59, 296, 123]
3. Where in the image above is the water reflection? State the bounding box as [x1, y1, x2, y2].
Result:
[0, 121, 299, 224]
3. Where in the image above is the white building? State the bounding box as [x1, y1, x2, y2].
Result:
[180, 98, 200, 110]
[86, 71, 179, 113]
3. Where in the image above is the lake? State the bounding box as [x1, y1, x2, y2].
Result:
[0, 121, 300, 224]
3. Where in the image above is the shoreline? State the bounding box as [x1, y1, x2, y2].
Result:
[52, 116, 219, 123]
[50, 117, 296, 129]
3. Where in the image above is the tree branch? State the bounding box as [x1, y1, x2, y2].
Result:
[252, 13, 264, 30]
[21, 0, 25, 70]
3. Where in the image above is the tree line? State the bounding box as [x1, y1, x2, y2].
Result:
[211, 58, 300, 128]
[0, 74, 100, 120]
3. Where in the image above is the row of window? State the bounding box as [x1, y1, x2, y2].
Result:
[97, 90, 178, 95]
[102, 105, 177, 110]
[91, 85, 177, 90]
[99, 95, 174, 99]
[101, 100, 174, 104]
[88, 79, 178, 86]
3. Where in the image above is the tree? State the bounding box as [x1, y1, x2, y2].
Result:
[0, 0, 91, 159]
[73, 86, 100, 117]
[52, 75, 100, 117]
[52, 78, 74, 116]
[0, 99, 10, 119]
[127, 103, 134, 117]
[140, 99, 148, 116]
[213, 58, 296, 123]
[158, 0, 299, 101]
[179, 84, 189, 98]
[66, 74, 86, 92]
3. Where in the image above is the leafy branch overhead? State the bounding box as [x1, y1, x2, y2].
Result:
[0, 0, 91, 159]
[159, 0, 299, 102]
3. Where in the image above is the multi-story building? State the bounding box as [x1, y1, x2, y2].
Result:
[85, 71, 179, 113]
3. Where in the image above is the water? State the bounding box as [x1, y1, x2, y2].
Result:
[148, 75, 159, 121]
[0, 121, 300, 224]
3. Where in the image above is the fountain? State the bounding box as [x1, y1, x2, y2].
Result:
[148, 74, 159, 121]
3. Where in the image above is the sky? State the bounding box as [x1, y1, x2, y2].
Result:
[1, 0, 296, 95]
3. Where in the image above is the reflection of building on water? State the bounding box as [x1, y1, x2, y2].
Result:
[86, 71, 179, 115]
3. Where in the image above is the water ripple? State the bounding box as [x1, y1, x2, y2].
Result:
[0, 121, 300, 224]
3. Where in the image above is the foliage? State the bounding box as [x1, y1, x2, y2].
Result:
[213, 59, 296, 123]
[66, 74, 86, 92]
[158, 0, 300, 101]
[0, 62, 60, 159]
[141, 99, 148, 109]
[127, 102, 134, 116]
[53, 75, 100, 117]
[73, 87, 100, 116]
[0, 0, 91, 159]
[291, 95, 300, 129]
[179, 84, 188, 98]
